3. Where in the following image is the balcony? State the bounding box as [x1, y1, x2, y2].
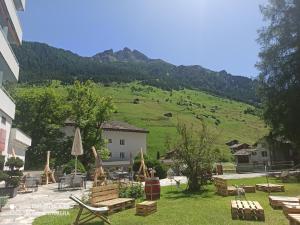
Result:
[0, 24, 19, 81]
[10, 128, 31, 147]
[0, 0, 23, 45]
[13, 0, 25, 11]
[0, 86, 15, 119]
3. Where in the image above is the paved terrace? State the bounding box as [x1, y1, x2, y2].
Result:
[0, 182, 92, 225]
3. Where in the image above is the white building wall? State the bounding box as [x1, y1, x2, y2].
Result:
[0, 111, 12, 156]
[103, 130, 147, 161]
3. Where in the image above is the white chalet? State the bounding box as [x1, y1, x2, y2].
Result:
[101, 121, 149, 167]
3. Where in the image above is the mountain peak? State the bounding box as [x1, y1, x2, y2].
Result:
[93, 47, 150, 63]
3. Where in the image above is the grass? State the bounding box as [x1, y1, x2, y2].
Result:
[95, 83, 268, 159]
[33, 177, 300, 225]
[17, 82, 268, 160]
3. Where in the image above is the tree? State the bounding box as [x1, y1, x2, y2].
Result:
[13, 81, 69, 169]
[67, 80, 115, 164]
[257, 0, 300, 148]
[173, 121, 219, 192]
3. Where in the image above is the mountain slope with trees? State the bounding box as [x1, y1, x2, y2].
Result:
[14, 41, 258, 104]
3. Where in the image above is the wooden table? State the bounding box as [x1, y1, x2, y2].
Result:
[231, 200, 265, 221]
[269, 196, 300, 208]
[287, 214, 300, 225]
[136, 201, 157, 216]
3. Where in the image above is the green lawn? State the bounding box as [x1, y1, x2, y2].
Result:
[33, 177, 300, 225]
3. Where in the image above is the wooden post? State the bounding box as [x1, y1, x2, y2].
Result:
[92, 146, 106, 187]
[137, 148, 149, 181]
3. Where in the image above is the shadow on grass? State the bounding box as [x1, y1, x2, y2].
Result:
[163, 188, 215, 200]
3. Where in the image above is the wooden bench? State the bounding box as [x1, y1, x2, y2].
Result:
[89, 184, 135, 214]
[136, 201, 157, 216]
[269, 196, 300, 209]
[287, 214, 300, 225]
[283, 205, 300, 217]
[214, 177, 237, 196]
[241, 185, 256, 193]
[256, 183, 285, 192]
[231, 200, 265, 221]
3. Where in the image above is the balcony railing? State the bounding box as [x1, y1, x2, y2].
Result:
[0, 24, 19, 66]
[0, 84, 15, 103]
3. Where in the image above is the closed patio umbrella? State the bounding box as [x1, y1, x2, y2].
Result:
[71, 128, 83, 175]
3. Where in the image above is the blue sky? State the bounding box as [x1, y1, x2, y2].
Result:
[19, 0, 268, 77]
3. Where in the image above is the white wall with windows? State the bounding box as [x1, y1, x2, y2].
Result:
[103, 130, 147, 162]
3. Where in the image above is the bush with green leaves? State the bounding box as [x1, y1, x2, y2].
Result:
[2, 157, 24, 187]
[133, 154, 167, 179]
[0, 155, 5, 170]
[63, 159, 86, 174]
[119, 183, 144, 199]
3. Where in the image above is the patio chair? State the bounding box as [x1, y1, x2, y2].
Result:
[71, 175, 83, 188]
[69, 195, 110, 225]
[25, 177, 39, 192]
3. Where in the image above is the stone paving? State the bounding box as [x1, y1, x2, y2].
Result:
[0, 182, 92, 225]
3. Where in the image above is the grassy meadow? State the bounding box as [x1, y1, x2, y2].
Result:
[17, 82, 268, 160]
[33, 177, 300, 225]
[94, 83, 268, 159]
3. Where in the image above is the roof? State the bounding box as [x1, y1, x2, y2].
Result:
[225, 139, 239, 146]
[234, 149, 255, 156]
[101, 121, 149, 133]
[230, 143, 250, 149]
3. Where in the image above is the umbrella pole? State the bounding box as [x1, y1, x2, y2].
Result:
[75, 156, 78, 175]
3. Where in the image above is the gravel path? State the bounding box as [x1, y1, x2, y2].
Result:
[213, 173, 267, 180]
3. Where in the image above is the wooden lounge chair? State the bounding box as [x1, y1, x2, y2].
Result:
[69, 195, 110, 225]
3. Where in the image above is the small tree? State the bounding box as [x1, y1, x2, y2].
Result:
[67, 80, 115, 165]
[174, 121, 219, 192]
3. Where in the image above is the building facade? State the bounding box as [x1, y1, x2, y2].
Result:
[101, 121, 148, 167]
[0, 0, 31, 168]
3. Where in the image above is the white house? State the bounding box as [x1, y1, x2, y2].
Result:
[62, 120, 149, 167]
[101, 121, 149, 167]
[0, 0, 31, 169]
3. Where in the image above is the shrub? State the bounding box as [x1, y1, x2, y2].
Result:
[3, 157, 24, 187]
[5, 157, 24, 170]
[63, 159, 86, 174]
[119, 183, 144, 199]
[0, 155, 5, 170]
[133, 156, 167, 179]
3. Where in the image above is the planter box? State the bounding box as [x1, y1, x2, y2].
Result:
[0, 196, 9, 211]
[0, 186, 18, 198]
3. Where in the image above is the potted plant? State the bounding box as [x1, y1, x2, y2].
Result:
[0, 157, 24, 198]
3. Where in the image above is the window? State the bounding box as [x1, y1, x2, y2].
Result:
[261, 151, 268, 157]
[252, 152, 257, 156]
[1, 116, 6, 125]
[120, 139, 125, 145]
[108, 139, 112, 143]
[120, 152, 125, 159]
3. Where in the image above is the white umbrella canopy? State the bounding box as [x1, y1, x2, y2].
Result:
[71, 127, 84, 174]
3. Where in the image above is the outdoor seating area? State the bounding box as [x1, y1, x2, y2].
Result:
[89, 184, 135, 214]
[58, 174, 87, 190]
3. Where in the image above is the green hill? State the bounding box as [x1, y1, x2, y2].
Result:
[91, 83, 267, 160]
[14, 41, 258, 104]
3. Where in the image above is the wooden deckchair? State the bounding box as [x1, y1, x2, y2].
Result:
[69, 195, 111, 225]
